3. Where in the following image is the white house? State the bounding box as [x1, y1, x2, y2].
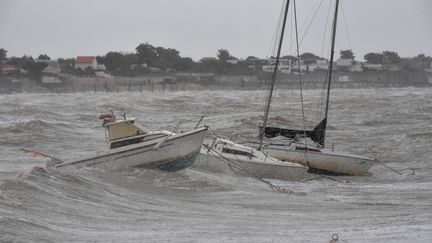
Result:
[363, 63, 383, 71]
[291, 64, 308, 73]
[279, 65, 291, 73]
[41, 62, 62, 84]
[199, 57, 218, 63]
[262, 64, 292, 73]
[75, 56, 98, 70]
[95, 71, 113, 78]
[226, 59, 240, 64]
[312, 59, 329, 70]
[262, 65, 274, 73]
[425, 63, 432, 73]
[338, 75, 351, 82]
[336, 58, 354, 71]
[349, 63, 363, 72]
[382, 64, 402, 71]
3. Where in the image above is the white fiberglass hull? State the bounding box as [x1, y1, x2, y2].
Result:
[196, 147, 306, 181]
[55, 127, 207, 172]
[262, 145, 374, 176]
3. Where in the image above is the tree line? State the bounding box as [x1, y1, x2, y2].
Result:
[1, 44, 431, 79]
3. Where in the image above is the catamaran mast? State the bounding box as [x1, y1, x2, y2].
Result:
[258, 0, 291, 150]
[322, 0, 340, 147]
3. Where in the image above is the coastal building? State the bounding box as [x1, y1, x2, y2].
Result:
[311, 59, 329, 70]
[279, 65, 291, 73]
[262, 64, 274, 73]
[336, 58, 353, 71]
[338, 75, 351, 82]
[426, 63, 432, 73]
[382, 64, 402, 71]
[36, 59, 55, 64]
[0, 64, 20, 76]
[41, 62, 62, 84]
[363, 63, 383, 71]
[75, 56, 98, 70]
[226, 58, 240, 64]
[349, 63, 363, 72]
[291, 64, 308, 73]
[199, 57, 218, 63]
[263, 58, 294, 73]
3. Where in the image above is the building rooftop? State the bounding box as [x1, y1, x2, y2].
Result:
[76, 56, 96, 63]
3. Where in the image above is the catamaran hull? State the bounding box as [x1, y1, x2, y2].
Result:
[55, 127, 207, 172]
[263, 147, 374, 176]
[195, 150, 306, 181]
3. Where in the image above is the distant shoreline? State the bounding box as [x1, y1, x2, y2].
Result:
[1, 70, 431, 94]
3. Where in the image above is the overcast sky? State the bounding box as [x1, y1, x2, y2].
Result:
[1, 0, 431, 61]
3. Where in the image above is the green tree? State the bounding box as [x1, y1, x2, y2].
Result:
[0, 48, 7, 61]
[413, 54, 432, 69]
[154, 47, 181, 69]
[246, 56, 259, 61]
[176, 57, 195, 71]
[103, 52, 125, 72]
[84, 66, 95, 76]
[217, 49, 231, 62]
[136, 43, 157, 65]
[299, 53, 319, 64]
[8, 56, 47, 81]
[364, 52, 383, 64]
[37, 54, 51, 60]
[58, 58, 75, 74]
[382, 51, 401, 64]
[340, 50, 354, 60]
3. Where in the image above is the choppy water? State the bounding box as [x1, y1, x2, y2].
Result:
[1, 88, 431, 242]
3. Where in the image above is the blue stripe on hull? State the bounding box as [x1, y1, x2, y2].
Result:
[155, 150, 200, 172]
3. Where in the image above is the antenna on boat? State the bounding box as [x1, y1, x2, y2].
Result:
[322, 0, 340, 147]
[259, 0, 291, 150]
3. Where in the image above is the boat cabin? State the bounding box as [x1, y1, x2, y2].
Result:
[211, 138, 257, 158]
[105, 119, 170, 149]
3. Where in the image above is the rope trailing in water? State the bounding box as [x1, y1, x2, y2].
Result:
[207, 127, 298, 194]
[20, 148, 63, 165]
[374, 159, 402, 175]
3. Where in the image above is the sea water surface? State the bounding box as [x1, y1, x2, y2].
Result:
[0, 87, 431, 242]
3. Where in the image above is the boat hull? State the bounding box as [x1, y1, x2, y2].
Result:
[55, 127, 207, 172]
[195, 148, 306, 181]
[262, 146, 374, 176]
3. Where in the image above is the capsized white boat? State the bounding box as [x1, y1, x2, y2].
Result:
[55, 113, 207, 172]
[195, 138, 306, 181]
[254, 136, 375, 176]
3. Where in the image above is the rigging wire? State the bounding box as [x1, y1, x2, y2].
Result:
[318, 0, 334, 122]
[293, 0, 309, 159]
[261, 0, 286, 128]
[298, 0, 323, 37]
[207, 126, 296, 193]
[259, 0, 290, 149]
[320, 0, 333, 57]
[340, 1, 353, 51]
[298, 0, 325, 47]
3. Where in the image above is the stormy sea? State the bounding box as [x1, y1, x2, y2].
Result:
[1, 87, 431, 242]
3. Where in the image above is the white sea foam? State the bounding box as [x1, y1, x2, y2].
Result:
[0, 87, 431, 242]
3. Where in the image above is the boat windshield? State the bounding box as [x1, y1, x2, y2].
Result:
[222, 148, 255, 157]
